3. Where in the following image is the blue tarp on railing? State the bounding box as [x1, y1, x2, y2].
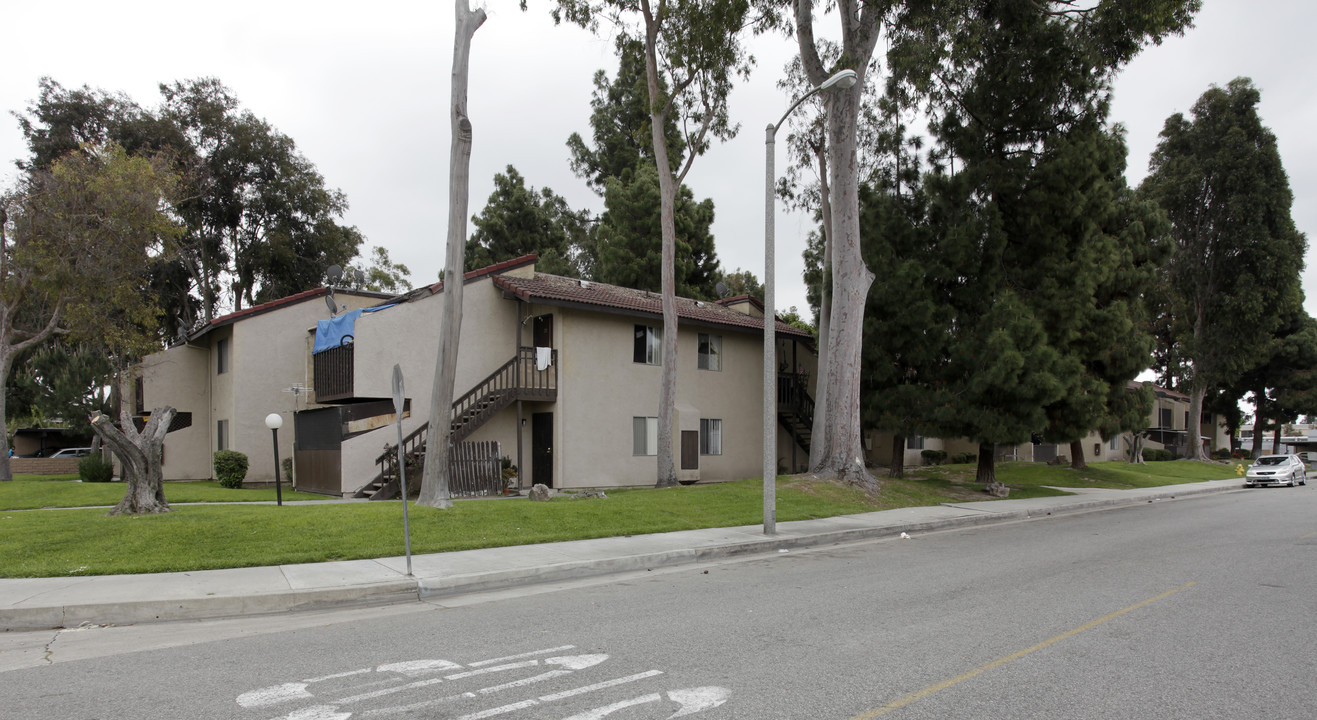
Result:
[312, 304, 397, 355]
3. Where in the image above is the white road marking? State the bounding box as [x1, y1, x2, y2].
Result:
[539, 670, 665, 702]
[477, 669, 573, 694]
[304, 668, 372, 683]
[377, 659, 463, 676]
[667, 687, 731, 717]
[453, 698, 540, 719]
[559, 692, 662, 719]
[546, 654, 609, 671]
[444, 659, 539, 679]
[267, 706, 352, 720]
[236, 682, 312, 708]
[335, 676, 445, 704]
[467, 644, 576, 667]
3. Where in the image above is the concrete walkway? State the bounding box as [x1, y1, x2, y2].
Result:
[0, 478, 1247, 630]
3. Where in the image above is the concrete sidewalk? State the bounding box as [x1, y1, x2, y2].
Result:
[0, 478, 1246, 631]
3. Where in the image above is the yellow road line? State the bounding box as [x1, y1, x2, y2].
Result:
[1301, 531, 1317, 540]
[850, 582, 1198, 719]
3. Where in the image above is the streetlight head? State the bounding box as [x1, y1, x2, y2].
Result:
[265, 412, 283, 430]
[820, 69, 859, 91]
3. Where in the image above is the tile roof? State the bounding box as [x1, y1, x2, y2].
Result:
[493, 272, 815, 340]
[185, 286, 395, 342]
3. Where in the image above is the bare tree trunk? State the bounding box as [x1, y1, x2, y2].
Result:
[976, 442, 997, 486]
[1184, 386, 1207, 461]
[419, 0, 486, 508]
[1069, 439, 1087, 470]
[808, 144, 833, 469]
[641, 4, 679, 488]
[90, 407, 174, 515]
[797, 1, 880, 487]
[1273, 424, 1283, 455]
[888, 435, 904, 479]
[1251, 385, 1267, 458]
[1126, 432, 1147, 464]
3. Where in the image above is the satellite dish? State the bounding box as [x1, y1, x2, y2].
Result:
[352, 268, 365, 287]
[715, 281, 730, 298]
[324, 293, 338, 317]
[326, 264, 343, 286]
[175, 316, 187, 342]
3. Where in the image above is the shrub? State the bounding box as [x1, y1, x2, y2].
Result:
[214, 450, 249, 489]
[951, 452, 977, 465]
[1141, 448, 1173, 462]
[78, 454, 114, 483]
[920, 449, 948, 465]
[1212, 448, 1233, 460]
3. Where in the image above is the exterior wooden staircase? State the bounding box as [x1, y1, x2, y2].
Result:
[355, 347, 557, 500]
[777, 372, 814, 456]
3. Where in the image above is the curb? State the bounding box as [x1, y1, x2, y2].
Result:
[1, 482, 1242, 630]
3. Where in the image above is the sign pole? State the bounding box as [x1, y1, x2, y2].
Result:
[393, 364, 413, 577]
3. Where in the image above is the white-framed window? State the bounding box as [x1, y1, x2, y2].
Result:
[698, 333, 722, 371]
[633, 325, 661, 365]
[1109, 435, 1120, 451]
[908, 435, 925, 450]
[217, 338, 230, 374]
[217, 419, 229, 451]
[700, 418, 722, 455]
[632, 416, 658, 455]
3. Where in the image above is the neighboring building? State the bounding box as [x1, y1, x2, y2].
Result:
[863, 381, 1233, 469]
[1055, 382, 1231, 463]
[132, 256, 818, 495]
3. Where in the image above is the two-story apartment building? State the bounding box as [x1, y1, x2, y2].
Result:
[133, 255, 817, 495]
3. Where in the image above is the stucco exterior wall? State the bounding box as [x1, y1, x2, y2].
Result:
[338, 278, 520, 494]
[138, 341, 212, 480]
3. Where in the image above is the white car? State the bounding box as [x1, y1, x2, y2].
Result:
[1244, 454, 1308, 487]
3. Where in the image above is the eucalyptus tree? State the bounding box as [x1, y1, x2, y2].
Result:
[548, 0, 759, 487]
[1140, 78, 1308, 461]
[418, 0, 486, 509]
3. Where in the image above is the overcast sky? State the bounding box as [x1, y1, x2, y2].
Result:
[2, 1, 1313, 320]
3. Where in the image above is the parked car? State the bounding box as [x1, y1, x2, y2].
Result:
[48, 447, 92, 458]
[1244, 454, 1308, 487]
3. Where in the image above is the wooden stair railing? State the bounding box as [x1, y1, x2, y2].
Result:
[355, 347, 556, 499]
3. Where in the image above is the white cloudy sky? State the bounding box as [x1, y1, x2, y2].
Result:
[2, 1, 1313, 319]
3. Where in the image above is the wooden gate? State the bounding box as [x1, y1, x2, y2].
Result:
[450, 440, 503, 497]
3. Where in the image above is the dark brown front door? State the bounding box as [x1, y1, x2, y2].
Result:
[532, 412, 553, 488]
[681, 430, 699, 470]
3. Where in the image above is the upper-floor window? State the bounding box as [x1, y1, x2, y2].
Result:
[698, 333, 722, 371]
[634, 325, 661, 365]
[217, 338, 230, 375]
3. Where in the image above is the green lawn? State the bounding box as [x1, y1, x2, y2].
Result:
[0, 460, 1235, 578]
[910, 459, 1237, 490]
[0, 475, 331, 510]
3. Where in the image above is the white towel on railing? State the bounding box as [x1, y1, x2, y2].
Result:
[536, 346, 552, 371]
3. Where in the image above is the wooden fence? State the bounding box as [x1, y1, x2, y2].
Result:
[449, 440, 503, 497]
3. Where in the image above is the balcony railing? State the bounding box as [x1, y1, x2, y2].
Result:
[313, 344, 355, 402]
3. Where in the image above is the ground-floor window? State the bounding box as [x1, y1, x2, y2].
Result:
[908, 435, 925, 450]
[217, 419, 229, 451]
[700, 418, 722, 455]
[633, 416, 658, 455]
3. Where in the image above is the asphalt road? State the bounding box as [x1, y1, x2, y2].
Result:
[4, 485, 1315, 719]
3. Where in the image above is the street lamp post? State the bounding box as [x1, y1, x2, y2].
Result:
[764, 68, 858, 535]
[265, 413, 284, 506]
